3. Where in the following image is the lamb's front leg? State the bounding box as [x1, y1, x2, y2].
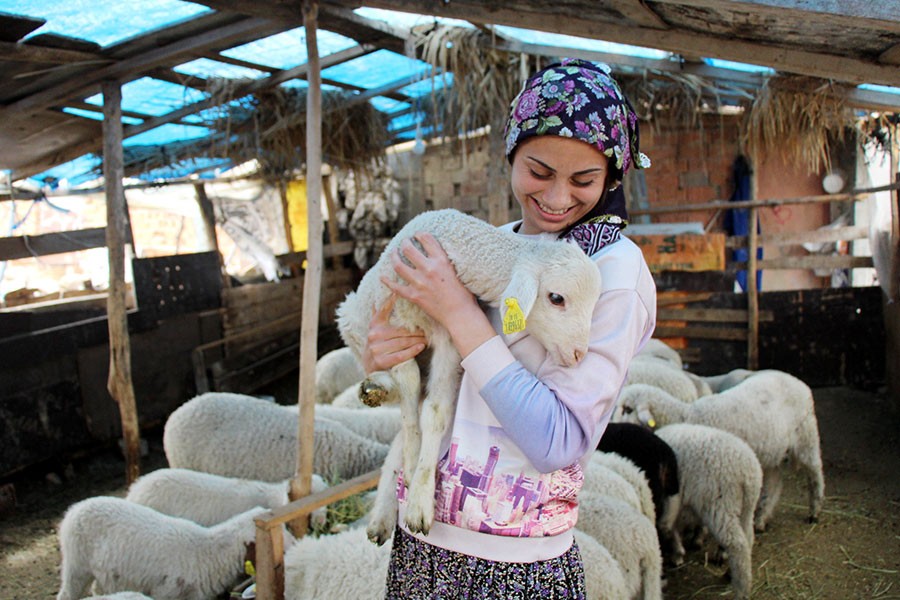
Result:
[404, 338, 460, 535]
[391, 359, 422, 480]
[366, 432, 403, 546]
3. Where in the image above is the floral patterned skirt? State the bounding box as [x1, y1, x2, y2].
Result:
[384, 526, 586, 600]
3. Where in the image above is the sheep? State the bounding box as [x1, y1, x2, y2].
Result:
[164, 392, 389, 482]
[596, 421, 680, 530]
[56, 496, 264, 600]
[82, 594, 155, 600]
[625, 355, 700, 402]
[583, 455, 647, 521]
[314, 403, 402, 445]
[702, 368, 755, 393]
[336, 208, 602, 538]
[615, 370, 825, 531]
[284, 527, 391, 600]
[654, 423, 763, 600]
[125, 467, 328, 530]
[635, 338, 682, 368]
[589, 450, 656, 524]
[576, 492, 663, 600]
[574, 528, 630, 600]
[315, 346, 366, 404]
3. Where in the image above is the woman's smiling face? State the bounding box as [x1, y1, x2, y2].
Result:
[510, 135, 610, 235]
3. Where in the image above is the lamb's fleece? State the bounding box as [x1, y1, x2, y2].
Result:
[315, 346, 366, 404]
[625, 355, 699, 402]
[284, 527, 390, 600]
[56, 496, 262, 600]
[589, 450, 656, 524]
[164, 392, 388, 482]
[314, 403, 402, 445]
[576, 492, 663, 600]
[574, 529, 629, 600]
[337, 208, 602, 539]
[582, 458, 644, 518]
[81, 594, 155, 600]
[636, 338, 682, 368]
[616, 370, 825, 530]
[655, 423, 762, 600]
[125, 467, 328, 529]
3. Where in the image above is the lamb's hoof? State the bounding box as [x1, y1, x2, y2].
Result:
[359, 380, 387, 407]
[366, 523, 391, 546]
[403, 503, 433, 536]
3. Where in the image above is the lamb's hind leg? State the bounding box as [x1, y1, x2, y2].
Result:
[403, 338, 460, 535]
[366, 433, 403, 545]
[364, 360, 422, 479]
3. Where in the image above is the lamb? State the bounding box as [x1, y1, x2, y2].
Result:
[574, 529, 630, 600]
[164, 392, 389, 482]
[584, 454, 652, 522]
[56, 496, 264, 600]
[654, 423, 763, 600]
[589, 450, 656, 524]
[315, 346, 366, 404]
[314, 403, 402, 445]
[635, 338, 682, 368]
[284, 527, 391, 600]
[125, 467, 328, 529]
[615, 370, 825, 531]
[625, 355, 700, 402]
[596, 421, 680, 530]
[336, 208, 601, 538]
[702, 368, 755, 393]
[576, 492, 663, 600]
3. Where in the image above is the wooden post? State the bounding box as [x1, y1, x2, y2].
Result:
[289, 0, 321, 532]
[101, 80, 141, 484]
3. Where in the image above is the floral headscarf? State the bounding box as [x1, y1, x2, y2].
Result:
[503, 59, 651, 254]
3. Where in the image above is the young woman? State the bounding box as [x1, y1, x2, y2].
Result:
[363, 58, 657, 599]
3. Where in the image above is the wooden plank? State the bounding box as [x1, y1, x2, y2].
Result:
[629, 232, 726, 272]
[656, 292, 714, 306]
[657, 308, 775, 322]
[654, 324, 748, 341]
[0, 227, 107, 261]
[0, 40, 110, 65]
[0, 14, 45, 42]
[756, 255, 874, 270]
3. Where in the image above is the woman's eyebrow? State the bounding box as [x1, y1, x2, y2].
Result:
[526, 155, 606, 176]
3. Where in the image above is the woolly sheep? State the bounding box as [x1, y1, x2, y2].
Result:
[574, 528, 630, 600]
[82, 594, 155, 600]
[164, 392, 389, 482]
[625, 355, 699, 402]
[56, 496, 264, 600]
[583, 455, 647, 520]
[315, 346, 366, 404]
[336, 208, 602, 537]
[576, 492, 663, 600]
[654, 423, 763, 600]
[589, 450, 656, 524]
[635, 338, 682, 368]
[314, 403, 402, 445]
[702, 368, 755, 393]
[284, 527, 391, 600]
[596, 422, 679, 529]
[616, 370, 825, 531]
[125, 467, 328, 530]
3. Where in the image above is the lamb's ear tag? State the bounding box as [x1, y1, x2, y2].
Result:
[503, 297, 526, 334]
[647, 418, 657, 429]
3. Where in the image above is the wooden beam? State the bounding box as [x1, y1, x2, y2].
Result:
[101, 80, 141, 485]
[322, 0, 900, 87]
[0, 227, 107, 261]
[0, 40, 112, 65]
[3, 17, 280, 118]
[608, 0, 669, 29]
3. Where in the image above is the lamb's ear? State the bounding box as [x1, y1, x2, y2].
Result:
[500, 267, 539, 334]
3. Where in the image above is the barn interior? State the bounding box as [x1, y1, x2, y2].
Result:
[1, 1, 899, 598]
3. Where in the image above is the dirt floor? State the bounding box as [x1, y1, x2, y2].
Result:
[1, 384, 899, 600]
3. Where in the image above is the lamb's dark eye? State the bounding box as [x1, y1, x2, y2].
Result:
[548, 293, 565, 306]
[622, 406, 633, 415]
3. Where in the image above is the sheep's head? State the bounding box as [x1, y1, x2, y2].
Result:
[616, 383, 666, 429]
[501, 241, 601, 368]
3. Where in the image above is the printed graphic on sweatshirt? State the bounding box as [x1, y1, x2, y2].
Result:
[399, 417, 583, 537]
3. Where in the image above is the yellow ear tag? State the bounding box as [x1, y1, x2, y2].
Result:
[244, 560, 256, 577]
[647, 418, 657, 429]
[503, 297, 526, 334]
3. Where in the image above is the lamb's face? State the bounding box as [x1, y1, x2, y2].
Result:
[523, 244, 602, 368]
[616, 385, 659, 428]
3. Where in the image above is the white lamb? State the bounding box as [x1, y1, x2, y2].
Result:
[702, 367, 755, 393]
[589, 451, 656, 524]
[615, 370, 825, 531]
[314, 403, 402, 445]
[576, 492, 663, 600]
[625, 355, 699, 402]
[582, 458, 645, 519]
[315, 346, 366, 404]
[164, 392, 389, 482]
[56, 496, 264, 600]
[635, 338, 682, 368]
[125, 467, 328, 529]
[654, 423, 763, 600]
[336, 208, 601, 538]
[574, 529, 630, 600]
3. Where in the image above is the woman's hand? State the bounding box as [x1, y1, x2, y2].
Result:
[383, 232, 494, 358]
[361, 293, 426, 375]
